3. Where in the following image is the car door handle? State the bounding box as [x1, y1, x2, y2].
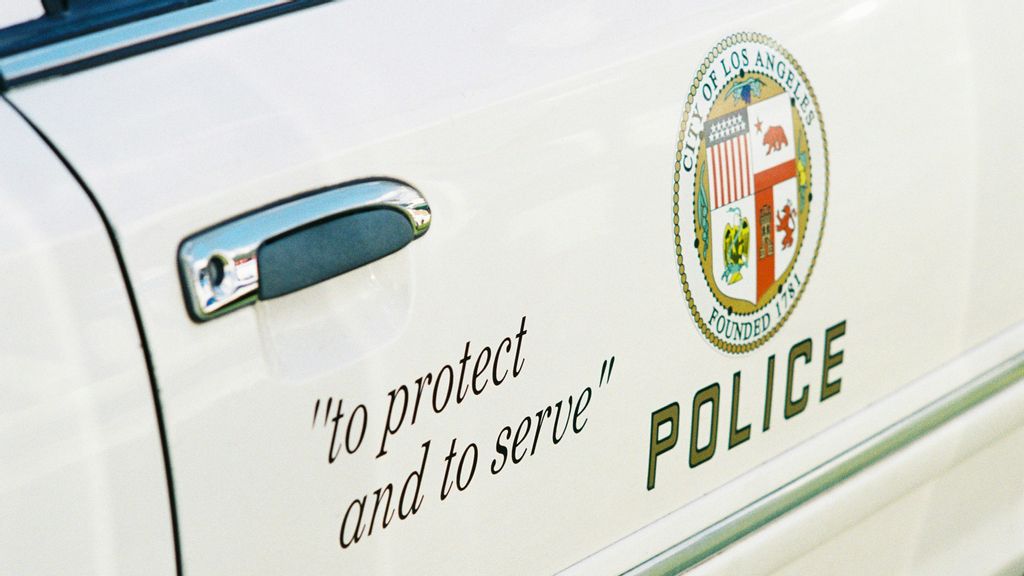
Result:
[178, 179, 430, 322]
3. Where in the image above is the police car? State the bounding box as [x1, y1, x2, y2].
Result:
[1, 1, 1022, 574]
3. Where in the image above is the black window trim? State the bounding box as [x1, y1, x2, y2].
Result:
[0, 0, 331, 90]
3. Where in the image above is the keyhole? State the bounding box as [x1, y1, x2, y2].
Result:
[206, 256, 226, 288]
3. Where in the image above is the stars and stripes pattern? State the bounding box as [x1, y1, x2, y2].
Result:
[707, 135, 753, 209]
[705, 109, 755, 209]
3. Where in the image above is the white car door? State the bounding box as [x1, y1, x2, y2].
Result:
[0, 100, 175, 574]
[4, 1, 1023, 574]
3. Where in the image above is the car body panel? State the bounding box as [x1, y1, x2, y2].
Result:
[0, 102, 175, 575]
[6, 0, 1024, 574]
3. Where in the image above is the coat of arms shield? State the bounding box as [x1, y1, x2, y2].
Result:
[703, 91, 802, 306]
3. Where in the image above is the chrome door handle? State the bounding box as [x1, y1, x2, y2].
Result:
[178, 179, 430, 322]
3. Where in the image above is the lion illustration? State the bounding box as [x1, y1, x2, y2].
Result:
[776, 201, 796, 250]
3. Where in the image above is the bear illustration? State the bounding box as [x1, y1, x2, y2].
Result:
[763, 125, 788, 154]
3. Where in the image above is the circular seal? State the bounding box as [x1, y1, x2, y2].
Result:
[673, 33, 828, 353]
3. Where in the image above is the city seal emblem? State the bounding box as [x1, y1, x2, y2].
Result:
[673, 33, 828, 353]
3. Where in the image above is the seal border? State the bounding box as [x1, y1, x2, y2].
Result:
[673, 31, 830, 354]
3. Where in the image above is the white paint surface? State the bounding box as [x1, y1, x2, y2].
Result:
[0, 103, 175, 575]
[6, 0, 1024, 574]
